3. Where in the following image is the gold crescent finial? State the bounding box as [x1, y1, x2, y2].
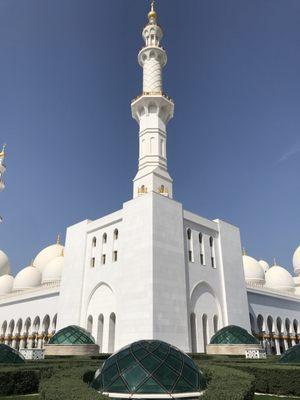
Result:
[148, 0, 157, 22]
[56, 233, 60, 245]
[273, 258, 277, 266]
[242, 248, 247, 256]
[0, 144, 6, 158]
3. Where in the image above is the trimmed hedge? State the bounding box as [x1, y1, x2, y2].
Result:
[229, 363, 300, 396]
[0, 368, 40, 396]
[201, 366, 255, 400]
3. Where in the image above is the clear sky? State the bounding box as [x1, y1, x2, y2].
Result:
[0, 0, 299, 275]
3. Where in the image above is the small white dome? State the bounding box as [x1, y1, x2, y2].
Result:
[243, 255, 265, 283]
[34, 243, 64, 272]
[13, 266, 42, 291]
[42, 256, 64, 284]
[0, 275, 14, 295]
[259, 260, 270, 273]
[265, 265, 295, 293]
[0, 250, 10, 276]
[293, 246, 300, 276]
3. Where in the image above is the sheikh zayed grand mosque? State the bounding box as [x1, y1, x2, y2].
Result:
[0, 3, 300, 357]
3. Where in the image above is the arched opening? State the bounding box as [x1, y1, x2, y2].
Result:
[1, 321, 7, 337]
[199, 233, 205, 265]
[92, 237, 97, 247]
[52, 314, 57, 333]
[87, 315, 93, 334]
[285, 318, 291, 348]
[16, 319, 23, 350]
[213, 315, 219, 334]
[108, 313, 116, 353]
[276, 317, 284, 354]
[202, 314, 208, 353]
[24, 318, 31, 349]
[190, 313, 197, 353]
[266, 316, 276, 355]
[97, 314, 104, 352]
[102, 233, 107, 244]
[42, 315, 50, 346]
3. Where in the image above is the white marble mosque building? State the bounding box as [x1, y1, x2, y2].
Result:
[0, 3, 300, 357]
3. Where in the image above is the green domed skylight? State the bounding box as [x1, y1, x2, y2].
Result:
[210, 325, 259, 345]
[91, 340, 206, 398]
[279, 344, 300, 364]
[0, 344, 25, 364]
[49, 325, 95, 345]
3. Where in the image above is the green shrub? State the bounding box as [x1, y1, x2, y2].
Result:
[201, 366, 255, 400]
[0, 368, 40, 396]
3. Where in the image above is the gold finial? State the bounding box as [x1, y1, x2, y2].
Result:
[60, 247, 64, 257]
[0, 144, 6, 158]
[148, 0, 157, 23]
[30, 259, 35, 267]
[56, 233, 60, 245]
[273, 258, 277, 266]
[242, 248, 247, 256]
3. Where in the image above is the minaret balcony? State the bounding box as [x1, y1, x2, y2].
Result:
[131, 93, 174, 125]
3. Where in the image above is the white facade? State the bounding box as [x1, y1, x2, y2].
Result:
[0, 4, 299, 356]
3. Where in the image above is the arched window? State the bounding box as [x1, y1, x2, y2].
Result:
[114, 229, 119, 240]
[97, 314, 104, 352]
[187, 229, 193, 262]
[187, 229, 191, 240]
[92, 237, 97, 247]
[190, 313, 197, 353]
[199, 233, 205, 265]
[91, 257, 95, 268]
[108, 313, 116, 353]
[103, 233, 107, 244]
[209, 237, 215, 268]
[87, 315, 93, 335]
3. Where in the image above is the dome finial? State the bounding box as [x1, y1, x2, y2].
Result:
[242, 248, 247, 256]
[148, 0, 157, 23]
[273, 257, 277, 266]
[56, 233, 60, 245]
[0, 144, 6, 159]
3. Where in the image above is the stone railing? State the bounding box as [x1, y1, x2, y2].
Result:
[246, 281, 300, 300]
[0, 281, 60, 301]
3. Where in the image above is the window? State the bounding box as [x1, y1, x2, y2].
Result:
[199, 233, 205, 265]
[188, 250, 193, 262]
[92, 237, 97, 247]
[91, 257, 95, 268]
[210, 236, 216, 268]
[114, 229, 119, 240]
[103, 233, 107, 244]
[102, 254, 106, 265]
[187, 229, 191, 240]
[113, 251, 118, 262]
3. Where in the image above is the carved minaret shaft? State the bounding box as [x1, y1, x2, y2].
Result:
[131, 2, 174, 199]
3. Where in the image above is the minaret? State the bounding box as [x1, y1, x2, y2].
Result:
[0, 144, 6, 192]
[131, 1, 174, 199]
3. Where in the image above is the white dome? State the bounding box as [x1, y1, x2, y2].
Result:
[42, 256, 64, 284]
[0, 250, 10, 276]
[13, 266, 42, 291]
[34, 243, 64, 272]
[0, 275, 14, 295]
[293, 246, 300, 276]
[265, 265, 295, 293]
[259, 260, 270, 273]
[243, 255, 265, 283]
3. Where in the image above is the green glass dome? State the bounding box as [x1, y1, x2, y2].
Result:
[48, 325, 95, 345]
[91, 340, 206, 397]
[0, 344, 25, 364]
[279, 344, 300, 364]
[210, 325, 259, 345]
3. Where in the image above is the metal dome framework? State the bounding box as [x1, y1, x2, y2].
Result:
[48, 325, 95, 345]
[0, 344, 25, 364]
[210, 325, 259, 345]
[91, 340, 206, 398]
[279, 344, 300, 364]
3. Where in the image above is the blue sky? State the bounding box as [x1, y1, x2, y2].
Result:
[0, 0, 299, 275]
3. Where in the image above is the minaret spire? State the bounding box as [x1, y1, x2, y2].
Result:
[131, 1, 174, 198]
[0, 144, 6, 192]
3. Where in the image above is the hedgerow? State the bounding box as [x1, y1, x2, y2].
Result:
[0, 368, 40, 396]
